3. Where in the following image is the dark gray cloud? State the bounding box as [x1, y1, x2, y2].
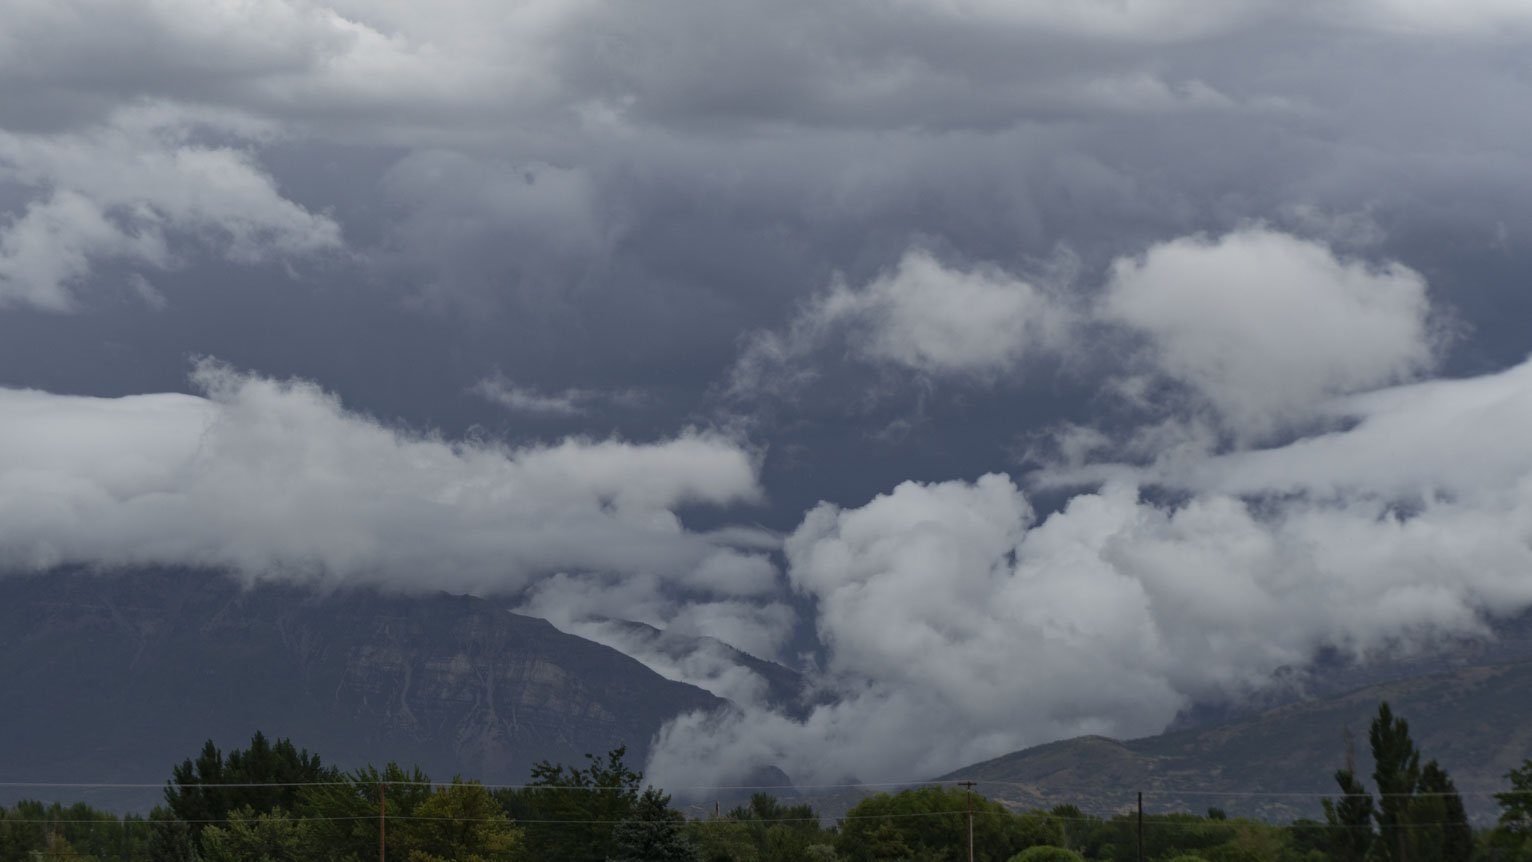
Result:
[6, 0, 1532, 788]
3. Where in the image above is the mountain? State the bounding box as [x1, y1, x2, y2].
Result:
[0, 567, 723, 812]
[1166, 611, 1532, 732]
[940, 659, 1532, 823]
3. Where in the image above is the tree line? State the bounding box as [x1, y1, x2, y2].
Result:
[3, 701, 1531, 861]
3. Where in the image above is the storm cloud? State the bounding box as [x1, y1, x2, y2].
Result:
[5, 0, 1532, 792]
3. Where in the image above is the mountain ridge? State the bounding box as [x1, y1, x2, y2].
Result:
[938, 658, 1532, 823]
[0, 567, 725, 812]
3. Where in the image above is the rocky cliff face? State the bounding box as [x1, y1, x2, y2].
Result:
[0, 568, 723, 811]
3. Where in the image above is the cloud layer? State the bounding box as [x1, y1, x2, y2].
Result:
[0, 361, 763, 592]
[5, 0, 1532, 799]
[651, 352, 1532, 789]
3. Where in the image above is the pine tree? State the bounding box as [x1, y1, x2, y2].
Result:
[146, 807, 198, 862]
[164, 730, 335, 850]
[1322, 767, 1375, 862]
[1371, 701, 1421, 862]
[1416, 760, 1472, 862]
[609, 787, 699, 862]
[1489, 759, 1532, 859]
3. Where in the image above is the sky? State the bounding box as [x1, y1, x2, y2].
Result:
[5, 0, 1532, 790]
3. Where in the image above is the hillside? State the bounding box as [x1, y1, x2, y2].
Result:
[0, 567, 723, 811]
[941, 659, 1532, 823]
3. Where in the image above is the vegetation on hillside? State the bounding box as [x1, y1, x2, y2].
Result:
[2, 702, 1530, 861]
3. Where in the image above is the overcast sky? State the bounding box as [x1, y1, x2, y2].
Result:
[6, 0, 1532, 789]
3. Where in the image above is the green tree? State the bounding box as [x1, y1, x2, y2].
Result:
[1008, 846, 1085, 862]
[1321, 768, 1374, 862]
[1321, 702, 1469, 862]
[298, 761, 433, 862]
[0, 799, 150, 862]
[690, 794, 839, 862]
[0, 802, 48, 862]
[609, 786, 700, 862]
[1488, 759, 1532, 860]
[164, 730, 336, 850]
[496, 746, 642, 862]
[1496, 759, 1532, 833]
[200, 805, 307, 862]
[836, 786, 1051, 862]
[147, 806, 198, 862]
[1370, 702, 1421, 862]
[1285, 819, 1332, 862]
[1048, 804, 1103, 857]
[1411, 760, 1471, 862]
[394, 778, 521, 862]
[690, 816, 761, 862]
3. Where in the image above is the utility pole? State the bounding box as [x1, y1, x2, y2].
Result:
[958, 781, 976, 862]
[379, 781, 386, 862]
[1137, 791, 1143, 862]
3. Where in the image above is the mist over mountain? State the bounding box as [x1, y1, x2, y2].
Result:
[5, 0, 1532, 795]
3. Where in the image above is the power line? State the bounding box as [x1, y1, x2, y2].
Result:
[0, 811, 1496, 829]
[0, 777, 1513, 798]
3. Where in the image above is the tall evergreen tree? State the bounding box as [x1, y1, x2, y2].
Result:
[164, 730, 336, 851]
[1489, 759, 1532, 860]
[146, 807, 198, 862]
[299, 761, 433, 862]
[1415, 760, 1472, 862]
[1322, 767, 1375, 862]
[609, 786, 699, 862]
[1370, 701, 1421, 862]
[496, 746, 642, 862]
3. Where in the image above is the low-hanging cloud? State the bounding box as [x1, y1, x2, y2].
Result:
[0, 360, 764, 591]
[4, 0, 1532, 807]
[650, 355, 1532, 787]
[645, 234, 1515, 788]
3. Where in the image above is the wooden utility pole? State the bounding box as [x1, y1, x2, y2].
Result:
[958, 781, 976, 862]
[379, 781, 386, 862]
[1137, 791, 1143, 862]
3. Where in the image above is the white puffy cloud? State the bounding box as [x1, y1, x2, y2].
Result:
[731, 228, 1439, 443]
[1100, 227, 1439, 438]
[731, 249, 1077, 395]
[0, 361, 762, 590]
[650, 435, 1532, 787]
[0, 105, 341, 310]
[654, 350, 1532, 788]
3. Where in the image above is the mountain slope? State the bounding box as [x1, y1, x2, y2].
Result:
[940, 659, 1532, 823]
[0, 568, 723, 811]
[594, 618, 826, 720]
